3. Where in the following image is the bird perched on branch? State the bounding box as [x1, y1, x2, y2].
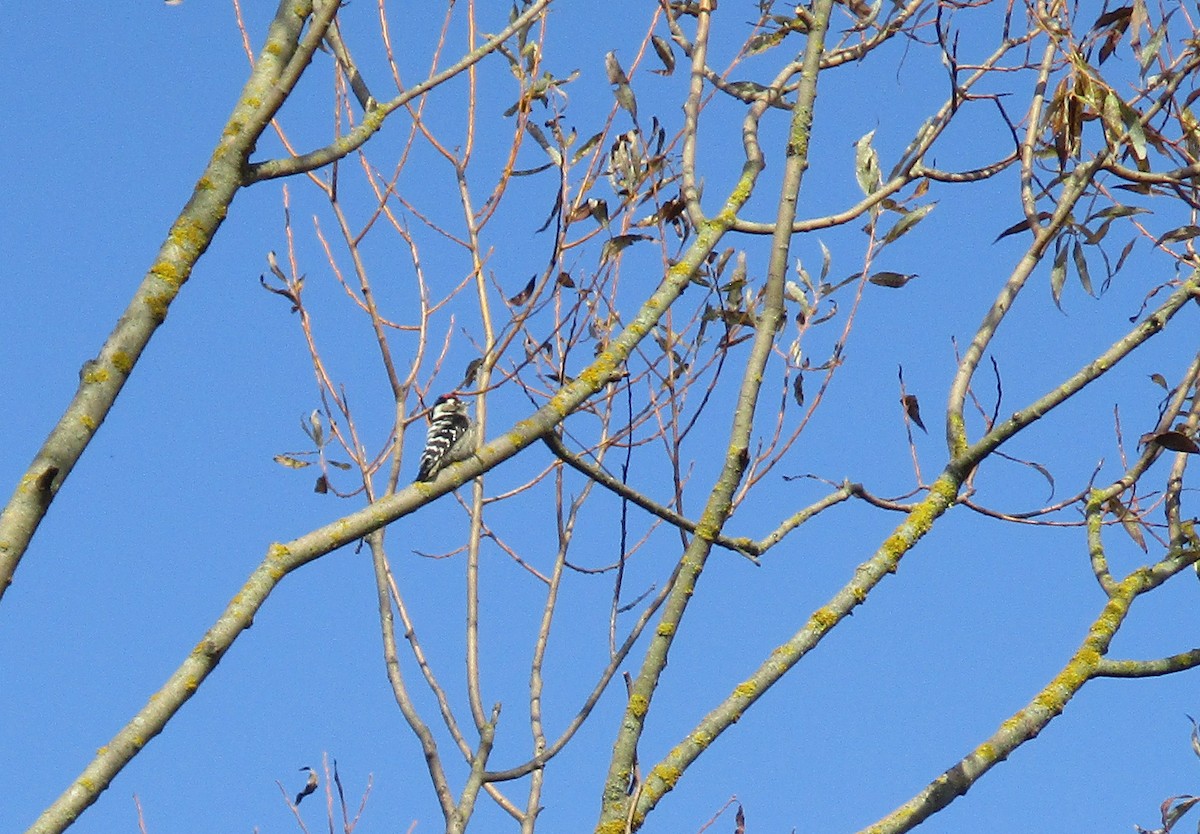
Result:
[295, 766, 317, 805]
[416, 393, 478, 481]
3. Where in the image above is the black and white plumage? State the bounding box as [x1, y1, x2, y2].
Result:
[416, 394, 478, 481]
[295, 766, 318, 805]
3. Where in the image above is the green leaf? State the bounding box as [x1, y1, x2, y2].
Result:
[1106, 497, 1147, 552]
[273, 454, 311, 469]
[854, 130, 881, 197]
[713, 247, 734, 278]
[304, 410, 324, 447]
[1071, 240, 1094, 296]
[1084, 204, 1151, 224]
[604, 50, 629, 86]
[1155, 225, 1200, 246]
[1102, 91, 1123, 139]
[650, 35, 675, 75]
[1050, 238, 1069, 311]
[512, 162, 556, 177]
[1121, 101, 1147, 161]
[1137, 20, 1167, 77]
[746, 29, 788, 55]
[613, 83, 637, 119]
[571, 131, 604, 165]
[1081, 205, 1150, 244]
[881, 202, 935, 245]
[1113, 238, 1136, 274]
[600, 233, 653, 265]
[605, 51, 637, 120]
[725, 80, 770, 99]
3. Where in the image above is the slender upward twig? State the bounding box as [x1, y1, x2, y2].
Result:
[542, 433, 762, 560]
[596, 0, 834, 827]
[368, 531, 457, 822]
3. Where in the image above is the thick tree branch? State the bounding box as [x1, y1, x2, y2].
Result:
[244, 0, 554, 183]
[0, 1, 333, 603]
[858, 545, 1197, 834]
[1095, 647, 1200, 678]
[25, 61, 766, 830]
[948, 48, 1200, 457]
[598, 0, 833, 827]
[632, 270, 1200, 822]
[964, 273, 1200, 463]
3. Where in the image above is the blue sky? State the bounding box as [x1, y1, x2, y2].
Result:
[3, 4, 1199, 834]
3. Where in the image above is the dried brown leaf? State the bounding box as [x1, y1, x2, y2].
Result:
[508, 276, 536, 306]
[994, 212, 1052, 242]
[1140, 430, 1200, 454]
[901, 394, 926, 432]
[600, 233, 653, 265]
[461, 357, 484, 388]
[868, 271, 918, 288]
[1107, 497, 1147, 552]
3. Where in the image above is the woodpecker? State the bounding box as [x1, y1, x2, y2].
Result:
[416, 394, 478, 481]
[295, 766, 317, 805]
